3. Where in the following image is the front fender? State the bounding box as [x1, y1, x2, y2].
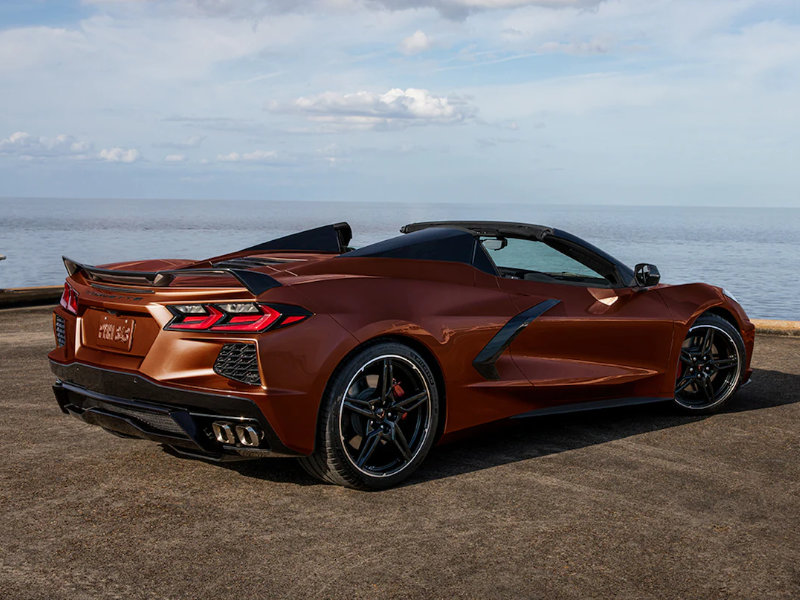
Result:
[656, 283, 755, 383]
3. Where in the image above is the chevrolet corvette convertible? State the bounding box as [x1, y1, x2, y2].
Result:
[49, 221, 754, 489]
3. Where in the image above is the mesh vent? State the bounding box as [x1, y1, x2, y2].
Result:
[214, 343, 261, 385]
[98, 402, 186, 435]
[55, 315, 67, 347]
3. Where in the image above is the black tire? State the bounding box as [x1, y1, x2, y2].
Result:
[298, 342, 440, 490]
[673, 313, 746, 414]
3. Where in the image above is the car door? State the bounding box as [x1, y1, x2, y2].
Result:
[482, 236, 676, 411]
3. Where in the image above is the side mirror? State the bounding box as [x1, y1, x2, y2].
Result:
[634, 263, 661, 287]
[482, 237, 508, 251]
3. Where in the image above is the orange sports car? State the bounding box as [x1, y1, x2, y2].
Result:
[49, 221, 754, 489]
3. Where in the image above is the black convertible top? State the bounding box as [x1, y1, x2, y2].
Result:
[243, 222, 352, 253]
[235, 220, 635, 286]
[343, 227, 497, 274]
[397, 220, 635, 286]
[401, 221, 552, 240]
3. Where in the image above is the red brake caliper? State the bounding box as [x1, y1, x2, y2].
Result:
[392, 380, 408, 419]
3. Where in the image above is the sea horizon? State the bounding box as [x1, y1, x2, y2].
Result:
[1, 197, 798, 320]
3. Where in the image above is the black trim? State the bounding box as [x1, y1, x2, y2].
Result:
[242, 222, 352, 253]
[510, 396, 669, 419]
[402, 221, 552, 240]
[473, 299, 561, 380]
[267, 303, 314, 329]
[50, 361, 301, 458]
[549, 229, 634, 287]
[63, 257, 282, 296]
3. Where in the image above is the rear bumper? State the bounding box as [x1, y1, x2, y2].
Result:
[50, 360, 302, 460]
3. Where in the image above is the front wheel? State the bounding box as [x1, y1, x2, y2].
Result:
[299, 342, 439, 490]
[673, 313, 745, 414]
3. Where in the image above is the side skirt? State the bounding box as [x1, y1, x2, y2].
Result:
[510, 396, 671, 420]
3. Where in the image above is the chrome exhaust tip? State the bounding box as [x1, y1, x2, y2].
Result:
[235, 424, 262, 447]
[212, 421, 236, 445]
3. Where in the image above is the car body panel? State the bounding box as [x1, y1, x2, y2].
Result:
[48, 221, 755, 459]
[499, 279, 677, 404]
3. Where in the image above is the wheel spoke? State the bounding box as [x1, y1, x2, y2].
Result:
[391, 391, 428, 413]
[339, 353, 433, 477]
[380, 359, 393, 401]
[392, 425, 412, 461]
[700, 376, 715, 401]
[675, 375, 694, 394]
[674, 323, 742, 410]
[701, 328, 714, 355]
[712, 356, 738, 370]
[356, 429, 382, 468]
[343, 397, 375, 418]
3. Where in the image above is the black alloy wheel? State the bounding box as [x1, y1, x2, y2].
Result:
[674, 313, 745, 413]
[299, 342, 439, 490]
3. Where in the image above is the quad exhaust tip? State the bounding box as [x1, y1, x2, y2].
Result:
[212, 421, 263, 447]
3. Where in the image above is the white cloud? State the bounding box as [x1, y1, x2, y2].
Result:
[283, 88, 476, 129]
[98, 147, 141, 163]
[400, 30, 432, 54]
[165, 153, 185, 162]
[217, 150, 279, 162]
[0, 131, 93, 159]
[1, 0, 799, 206]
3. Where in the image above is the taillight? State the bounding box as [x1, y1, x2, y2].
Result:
[165, 303, 311, 333]
[59, 283, 79, 315]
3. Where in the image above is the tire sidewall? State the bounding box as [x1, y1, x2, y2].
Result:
[323, 342, 440, 490]
[673, 313, 746, 414]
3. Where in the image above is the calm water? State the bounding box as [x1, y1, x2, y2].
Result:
[1, 198, 798, 320]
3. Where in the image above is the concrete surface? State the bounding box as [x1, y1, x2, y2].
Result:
[0, 306, 798, 599]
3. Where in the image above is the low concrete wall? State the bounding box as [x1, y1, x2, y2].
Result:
[0, 286, 63, 309]
[751, 319, 800, 337]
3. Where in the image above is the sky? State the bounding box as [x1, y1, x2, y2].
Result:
[0, 0, 798, 206]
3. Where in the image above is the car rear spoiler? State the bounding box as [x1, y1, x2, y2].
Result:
[62, 257, 282, 296]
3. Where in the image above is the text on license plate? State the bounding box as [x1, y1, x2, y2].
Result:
[97, 314, 135, 351]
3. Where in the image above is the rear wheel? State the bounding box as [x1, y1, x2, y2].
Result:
[673, 314, 745, 414]
[299, 342, 439, 490]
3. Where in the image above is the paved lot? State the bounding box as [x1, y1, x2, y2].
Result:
[1, 306, 798, 599]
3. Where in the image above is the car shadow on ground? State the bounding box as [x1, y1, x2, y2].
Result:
[216, 368, 799, 488]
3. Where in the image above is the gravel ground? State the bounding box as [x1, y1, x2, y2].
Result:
[1, 306, 798, 599]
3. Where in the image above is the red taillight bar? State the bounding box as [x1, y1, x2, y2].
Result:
[169, 305, 224, 330]
[59, 283, 79, 315]
[165, 303, 310, 333]
[211, 308, 280, 332]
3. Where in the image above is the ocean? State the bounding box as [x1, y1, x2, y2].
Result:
[1, 198, 798, 320]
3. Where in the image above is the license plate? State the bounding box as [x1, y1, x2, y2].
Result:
[96, 314, 135, 351]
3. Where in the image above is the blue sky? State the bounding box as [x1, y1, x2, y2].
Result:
[0, 0, 798, 205]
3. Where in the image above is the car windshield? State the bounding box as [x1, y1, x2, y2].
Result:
[481, 237, 611, 285]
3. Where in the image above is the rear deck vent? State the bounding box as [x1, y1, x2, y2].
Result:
[212, 257, 297, 269]
[55, 315, 67, 347]
[214, 343, 261, 386]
